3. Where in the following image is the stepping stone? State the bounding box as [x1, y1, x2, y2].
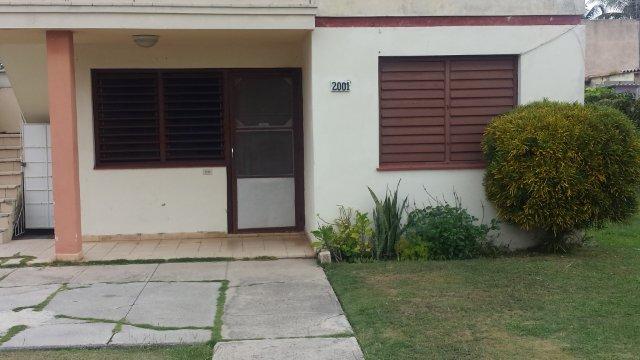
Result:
[212, 337, 364, 360]
[223, 312, 352, 340]
[126, 282, 220, 328]
[226, 259, 326, 286]
[46, 282, 146, 321]
[69, 264, 157, 285]
[110, 325, 211, 345]
[0, 284, 61, 311]
[151, 262, 227, 282]
[0, 322, 115, 349]
[223, 281, 351, 339]
[0, 266, 85, 287]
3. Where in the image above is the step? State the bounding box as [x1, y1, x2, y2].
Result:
[0, 148, 21, 159]
[0, 212, 11, 229]
[0, 227, 12, 244]
[0, 171, 22, 186]
[0, 158, 22, 172]
[0, 185, 20, 198]
[0, 198, 16, 213]
[0, 136, 21, 147]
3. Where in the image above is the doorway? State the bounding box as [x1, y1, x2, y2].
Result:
[228, 69, 304, 233]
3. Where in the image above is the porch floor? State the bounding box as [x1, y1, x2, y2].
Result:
[0, 235, 315, 265]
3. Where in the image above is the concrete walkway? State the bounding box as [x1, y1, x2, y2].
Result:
[0, 260, 364, 359]
[0, 237, 315, 265]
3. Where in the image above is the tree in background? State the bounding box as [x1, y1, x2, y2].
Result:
[586, 0, 640, 19]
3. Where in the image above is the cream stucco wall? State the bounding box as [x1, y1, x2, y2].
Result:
[0, 0, 583, 17]
[0, 41, 49, 123]
[584, 20, 640, 78]
[74, 34, 305, 236]
[306, 25, 585, 248]
[0, 85, 23, 133]
[317, 0, 584, 17]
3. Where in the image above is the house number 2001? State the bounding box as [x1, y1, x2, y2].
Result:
[331, 81, 351, 93]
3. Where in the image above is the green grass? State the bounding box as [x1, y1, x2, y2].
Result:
[325, 215, 640, 360]
[0, 345, 213, 360]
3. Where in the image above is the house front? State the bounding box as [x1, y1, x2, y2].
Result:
[0, 0, 585, 260]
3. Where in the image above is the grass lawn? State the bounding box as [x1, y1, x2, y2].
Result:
[0, 345, 212, 359]
[325, 215, 640, 359]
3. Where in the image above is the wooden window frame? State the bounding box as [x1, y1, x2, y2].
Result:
[92, 68, 227, 170]
[377, 55, 519, 171]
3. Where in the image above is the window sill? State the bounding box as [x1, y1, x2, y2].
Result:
[377, 163, 486, 172]
[94, 161, 226, 170]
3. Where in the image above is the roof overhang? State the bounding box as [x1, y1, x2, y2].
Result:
[0, 3, 318, 30]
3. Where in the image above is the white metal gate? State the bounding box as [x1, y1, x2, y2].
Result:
[23, 123, 53, 229]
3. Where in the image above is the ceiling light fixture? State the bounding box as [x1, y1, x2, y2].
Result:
[132, 34, 159, 48]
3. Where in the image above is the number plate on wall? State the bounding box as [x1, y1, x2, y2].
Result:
[331, 81, 351, 93]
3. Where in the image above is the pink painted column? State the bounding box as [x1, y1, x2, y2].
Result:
[46, 31, 83, 261]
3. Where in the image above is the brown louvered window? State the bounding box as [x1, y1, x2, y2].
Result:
[379, 56, 517, 170]
[92, 69, 224, 168]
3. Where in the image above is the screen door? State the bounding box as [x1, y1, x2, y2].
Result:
[230, 71, 301, 232]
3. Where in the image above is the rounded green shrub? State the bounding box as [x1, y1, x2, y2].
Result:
[483, 101, 640, 247]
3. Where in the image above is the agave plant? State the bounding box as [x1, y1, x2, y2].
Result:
[368, 182, 408, 260]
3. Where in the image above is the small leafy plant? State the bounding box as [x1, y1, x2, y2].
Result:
[404, 196, 499, 260]
[311, 206, 373, 262]
[369, 183, 408, 260]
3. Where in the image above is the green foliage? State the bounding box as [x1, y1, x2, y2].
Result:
[369, 183, 408, 260]
[395, 238, 429, 260]
[585, 87, 640, 129]
[404, 199, 499, 260]
[311, 206, 373, 262]
[483, 100, 640, 250]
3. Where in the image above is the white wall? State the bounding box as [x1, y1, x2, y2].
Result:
[317, 0, 584, 17]
[307, 25, 585, 248]
[74, 36, 304, 236]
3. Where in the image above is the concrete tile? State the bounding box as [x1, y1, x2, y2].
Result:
[0, 309, 89, 335]
[126, 282, 220, 328]
[101, 242, 137, 260]
[151, 262, 227, 282]
[47, 282, 145, 321]
[83, 242, 118, 261]
[223, 312, 352, 340]
[110, 325, 211, 345]
[219, 239, 244, 258]
[196, 243, 225, 259]
[223, 281, 351, 339]
[262, 239, 288, 257]
[0, 266, 86, 287]
[151, 241, 180, 259]
[69, 264, 158, 285]
[1, 322, 115, 349]
[226, 259, 326, 286]
[0, 268, 14, 279]
[0, 284, 61, 311]
[241, 238, 264, 253]
[129, 241, 160, 259]
[224, 281, 342, 316]
[212, 337, 364, 360]
[174, 240, 202, 258]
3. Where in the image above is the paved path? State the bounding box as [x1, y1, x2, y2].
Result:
[0, 260, 364, 359]
[0, 237, 314, 265]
